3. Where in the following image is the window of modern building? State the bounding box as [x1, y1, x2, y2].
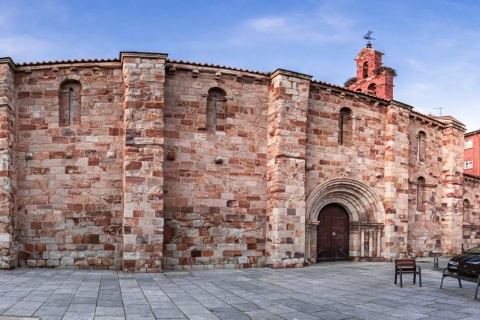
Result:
[206, 87, 227, 131]
[465, 160, 473, 170]
[417, 131, 426, 162]
[465, 139, 473, 149]
[416, 177, 426, 212]
[59, 80, 82, 126]
[339, 107, 352, 146]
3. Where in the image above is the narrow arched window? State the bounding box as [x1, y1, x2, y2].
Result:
[367, 83, 376, 96]
[363, 62, 368, 78]
[339, 107, 352, 146]
[417, 131, 426, 162]
[416, 177, 426, 211]
[206, 87, 226, 131]
[59, 80, 81, 126]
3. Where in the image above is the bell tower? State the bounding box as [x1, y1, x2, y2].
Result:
[346, 32, 395, 100]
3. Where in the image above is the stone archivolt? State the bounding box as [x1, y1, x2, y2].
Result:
[307, 178, 385, 223]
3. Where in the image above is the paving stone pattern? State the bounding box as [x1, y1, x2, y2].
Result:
[0, 258, 479, 319]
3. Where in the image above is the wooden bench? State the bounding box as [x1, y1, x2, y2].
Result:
[440, 268, 480, 300]
[394, 259, 422, 287]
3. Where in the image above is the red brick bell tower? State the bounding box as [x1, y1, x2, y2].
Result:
[346, 42, 395, 100]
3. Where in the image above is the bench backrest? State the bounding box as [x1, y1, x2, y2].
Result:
[395, 259, 417, 272]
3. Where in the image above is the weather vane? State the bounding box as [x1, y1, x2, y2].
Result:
[363, 30, 376, 48]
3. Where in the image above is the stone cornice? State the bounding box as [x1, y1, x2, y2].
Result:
[437, 117, 465, 132]
[120, 51, 168, 62]
[464, 174, 480, 184]
[390, 100, 413, 111]
[270, 68, 312, 80]
[16, 61, 121, 72]
[165, 62, 269, 80]
[409, 114, 444, 128]
[0, 57, 16, 71]
[465, 129, 480, 137]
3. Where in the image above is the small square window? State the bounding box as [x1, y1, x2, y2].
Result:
[465, 160, 473, 170]
[465, 140, 473, 149]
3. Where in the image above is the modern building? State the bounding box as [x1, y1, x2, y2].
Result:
[464, 130, 480, 176]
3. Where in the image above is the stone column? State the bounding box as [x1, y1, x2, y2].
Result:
[383, 101, 411, 260]
[305, 221, 319, 264]
[266, 69, 311, 268]
[376, 227, 382, 257]
[360, 229, 365, 257]
[0, 58, 16, 269]
[121, 52, 167, 272]
[441, 119, 465, 254]
[368, 230, 373, 257]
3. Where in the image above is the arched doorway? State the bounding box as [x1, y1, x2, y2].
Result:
[305, 178, 386, 263]
[317, 204, 349, 261]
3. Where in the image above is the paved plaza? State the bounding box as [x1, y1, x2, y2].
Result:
[0, 258, 478, 320]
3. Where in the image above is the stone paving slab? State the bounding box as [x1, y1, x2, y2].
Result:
[0, 317, 40, 320]
[0, 258, 477, 319]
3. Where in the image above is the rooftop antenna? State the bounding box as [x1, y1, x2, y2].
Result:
[434, 107, 443, 116]
[363, 30, 376, 48]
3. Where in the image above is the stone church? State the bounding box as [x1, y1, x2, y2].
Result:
[0, 44, 478, 272]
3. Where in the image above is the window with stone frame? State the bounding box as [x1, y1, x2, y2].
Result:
[416, 176, 426, 212]
[59, 80, 82, 126]
[465, 160, 473, 170]
[417, 131, 426, 162]
[338, 107, 352, 146]
[206, 87, 226, 131]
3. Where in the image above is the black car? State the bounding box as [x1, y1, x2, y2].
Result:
[448, 245, 480, 277]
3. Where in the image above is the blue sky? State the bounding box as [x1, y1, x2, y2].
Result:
[2, 0, 480, 131]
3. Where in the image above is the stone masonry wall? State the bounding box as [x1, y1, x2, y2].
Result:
[121, 53, 166, 272]
[0, 58, 16, 269]
[407, 114, 445, 256]
[305, 86, 389, 260]
[305, 86, 388, 197]
[162, 64, 268, 269]
[0, 50, 476, 271]
[15, 62, 124, 269]
[382, 102, 410, 260]
[463, 176, 480, 250]
[265, 69, 310, 268]
[440, 120, 466, 254]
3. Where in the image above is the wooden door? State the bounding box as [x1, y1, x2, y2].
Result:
[317, 204, 349, 261]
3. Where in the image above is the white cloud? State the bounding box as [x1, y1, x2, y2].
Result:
[248, 17, 287, 33]
[406, 59, 426, 72]
[229, 12, 356, 47]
